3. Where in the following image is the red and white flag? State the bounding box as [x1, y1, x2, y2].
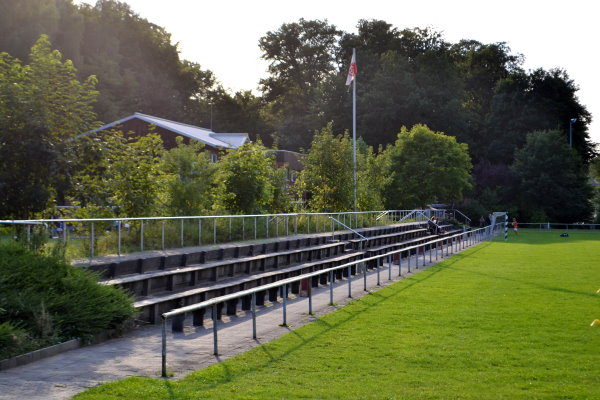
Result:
[345, 52, 357, 86]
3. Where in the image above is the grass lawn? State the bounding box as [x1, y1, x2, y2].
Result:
[75, 230, 600, 399]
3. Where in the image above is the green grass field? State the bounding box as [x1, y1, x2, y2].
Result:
[75, 230, 600, 399]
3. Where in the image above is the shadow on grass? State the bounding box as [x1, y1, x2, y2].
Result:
[444, 263, 599, 299]
[492, 230, 600, 245]
[156, 243, 484, 394]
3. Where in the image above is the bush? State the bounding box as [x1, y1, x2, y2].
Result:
[0, 242, 137, 357]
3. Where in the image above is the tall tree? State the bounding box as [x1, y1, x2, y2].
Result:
[381, 124, 472, 209]
[0, 36, 98, 218]
[215, 141, 285, 214]
[295, 123, 354, 212]
[259, 19, 341, 150]
[512, 130, 593, 222]
[160, 137, 218, 216]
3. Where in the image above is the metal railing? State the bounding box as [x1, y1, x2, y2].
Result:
[159, 225, 496, 377]
[0, 209, 454, 260]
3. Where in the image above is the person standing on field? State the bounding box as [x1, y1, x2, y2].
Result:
[512, 218, 519, 235]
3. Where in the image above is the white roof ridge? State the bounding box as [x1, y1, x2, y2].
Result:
[133, 112, 213, 132]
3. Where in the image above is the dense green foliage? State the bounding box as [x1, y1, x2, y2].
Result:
[381, 124, 473, 209]
[74, 231, 600, 399]
[0, 242, 136, 359]
[512, 130, 593, 222]
[215, 141, 287, 214]
[0, 35, 99, 218]
[0, 1, 596, 221]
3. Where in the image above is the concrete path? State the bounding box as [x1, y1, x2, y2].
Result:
[0, 244, 467, 400]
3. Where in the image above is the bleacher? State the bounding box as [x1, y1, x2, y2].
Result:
[89, 221, 461, 324]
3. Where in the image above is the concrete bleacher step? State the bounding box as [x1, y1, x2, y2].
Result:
[95, 222, 433, 324]
[133, 250, 366, 323]
[101, 241, 349, 299]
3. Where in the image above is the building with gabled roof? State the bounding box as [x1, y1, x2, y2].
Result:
[88, 113, 249, 157]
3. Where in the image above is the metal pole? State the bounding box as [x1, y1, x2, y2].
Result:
[376, 258, 381, 286]
[161, 316, 168, 377]
[347, 265, 352, 298]
[213, 218, 217, 244]
[407, 249, 411, 272]
[363, 261, 367, 290]
[161, 221, 165, 250]
[329, 270, 334, 305]
[388, 255, 392, 281]
[212, 304, 218, 355]
[308, 281, 313, 315]
[242, 217, 245, 240]
[254, 217, 257, 240]
[199, 219, 202, 246]
[140, 220, 144, 251]
[117, 221, 121, 256]
[181, 219, 184, 247]
[399, 251, 402, 276]
[90, 222, 95, 259]
[252, 292, 257, 340]
[282, 285, 287, 326]
[352, 48, 357, 215]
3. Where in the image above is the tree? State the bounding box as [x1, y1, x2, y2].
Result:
[216, 141, 285, 214]
[259, 19, 342, 150]
[512, 130, 593, 222]
[0, 35, 98, 218]
[160, 137, 218, 216]
[295, 123, 354, 212]
[381, 124, 473, 209]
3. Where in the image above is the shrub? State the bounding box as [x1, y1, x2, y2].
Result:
[0, 242, 137, 357]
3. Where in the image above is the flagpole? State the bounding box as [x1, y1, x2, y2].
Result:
[352, 48, 357, 215]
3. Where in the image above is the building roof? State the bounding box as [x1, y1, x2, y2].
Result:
[89, 112, 249, 149]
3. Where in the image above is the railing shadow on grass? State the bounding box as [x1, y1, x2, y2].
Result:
[157, 236, 489, 392]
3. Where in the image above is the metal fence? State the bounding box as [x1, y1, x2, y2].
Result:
[159, 225, 496, 377]
[0, 209, 453, 260]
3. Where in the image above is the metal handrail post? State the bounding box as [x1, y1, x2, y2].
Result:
[212, 304, 218, 355]
[282, 285, 287, 326]
[117, 221, 121, 256]
[363, 261, 367, 290]
[251, 292, 257, 339]
[399, 251, 402, 276]
[347, 265, 352, 298]
[161, 221, 165, 250]
[161, 316, 168, 377]
[387, 255, 392, 280]
[213, 218, 217, 244]
[329, 270, 334, 305]
[308, 281, 313, 315]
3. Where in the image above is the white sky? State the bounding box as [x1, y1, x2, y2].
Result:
[77, 0, 599, 144]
